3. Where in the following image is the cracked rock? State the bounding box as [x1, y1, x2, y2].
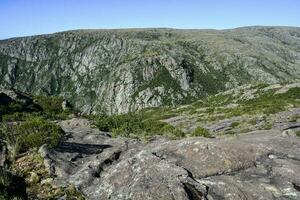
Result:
[39, 118, 300, 200]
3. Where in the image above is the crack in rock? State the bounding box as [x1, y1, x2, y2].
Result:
[37, 119, 300, 200]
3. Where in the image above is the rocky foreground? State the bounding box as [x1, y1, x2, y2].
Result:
[37, 118, 300, 200]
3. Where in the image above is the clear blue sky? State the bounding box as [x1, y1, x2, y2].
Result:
[0, 0, 299, 39]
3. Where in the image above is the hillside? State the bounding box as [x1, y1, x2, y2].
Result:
[1, 26, 300, 114]
[1, 82, 299, 199]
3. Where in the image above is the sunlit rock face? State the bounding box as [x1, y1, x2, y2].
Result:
[40, 118, 300, 200]
[1, 26, 300, 114]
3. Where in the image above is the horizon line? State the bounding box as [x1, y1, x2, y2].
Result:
[1, 25, 300, 41]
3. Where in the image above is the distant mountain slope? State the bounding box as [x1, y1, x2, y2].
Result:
[0, 26, 300, 114]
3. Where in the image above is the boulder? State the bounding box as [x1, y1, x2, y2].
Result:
[39, 118, 300, 200]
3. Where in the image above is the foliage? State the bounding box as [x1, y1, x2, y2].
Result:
[65, 184, 85, 200]
[1, 112, 40, 122]
[262, 122, 273, 130]
[10, 152, 85, 199]
[93, 84, 300, 138]
[0, 94, 74, 122]
[0, 167, 27, 199]
[34, 96, 64, 114]
[0, 102, 24, 121]
[94, 112, 185, 139]
[0, 117, 64, 157]
[191, 127, 211, 138]
[295, 130, 300, 137]
[230, 121, 240, 128]
[33, 95, 74, 120]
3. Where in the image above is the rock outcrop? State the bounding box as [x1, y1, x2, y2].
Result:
[40, 118, 300, 199]
[0, 88, 42, 117]
[0, 88, 34, 106]
[1, 27, 300, 114]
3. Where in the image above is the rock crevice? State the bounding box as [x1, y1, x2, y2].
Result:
[38, 118, 300, 199]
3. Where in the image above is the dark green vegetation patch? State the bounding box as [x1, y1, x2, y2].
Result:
[94, 111, 185, 140]
[0, 117, 64, 159]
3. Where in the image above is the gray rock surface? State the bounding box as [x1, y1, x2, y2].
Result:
[40, 118, 300, 200]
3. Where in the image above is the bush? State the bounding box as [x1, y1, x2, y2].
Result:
[33, 95, 74, 120]
[2, 112, 40, 122]
[230, 121, 240, 128]
[248, 118, 257, 125]
[0, 117, 64, 156]
[1, 94, 74, 122]
[160, 124, 185, 139]
[0, 167, 27, 199]
[0, 102, 24, 121]
[34, 96, 64, 114]
[191, 127, 211, 138]
[262, 122, 272, 130]
[95, 113, 185, 139]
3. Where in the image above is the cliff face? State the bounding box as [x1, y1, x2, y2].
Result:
[0, 26, 300, 114]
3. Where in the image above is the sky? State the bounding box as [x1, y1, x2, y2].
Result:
[0, 0, 300, 39]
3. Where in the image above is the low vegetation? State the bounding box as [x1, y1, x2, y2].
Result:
[296, 130, 300, 137]
[0, 117, 64, 161]
[33, 95, 73, 120]
[92, 84, 300, 137]
[10, 151, 85, 199]
[0, 167, 26, 199]
[191, 127, 211, 138]
[94, 112, 184, 140]
[0, 94, 74, 123]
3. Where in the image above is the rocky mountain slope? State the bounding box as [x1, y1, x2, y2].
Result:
[0, 82, 299, 199]
[1, 26, 300, 114]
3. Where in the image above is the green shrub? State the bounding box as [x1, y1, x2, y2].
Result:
[262, 122, 272, 130]
[2, 112, 40, 122]
[191, 127, 211, 138]
[0, 102, 24, 121]
[0, 102, 23, 114]
[95, 115, 118, 132]
[0, 168, 11, 188]
[32, 95, 74, 120]
[1, 94, 74, 122]
[34, 96, 64, 114]
[65, 184, 85, 200]
[95, 113, 185, 139]
[248, 118, 257, 125]
[296, 130, 300, 137]
[160, 124, 185, 139]
[0, 117, 64, 155]
[0, 167, 27, 199]
[167, 128, 185, 139]
[230, 121, 240, 128]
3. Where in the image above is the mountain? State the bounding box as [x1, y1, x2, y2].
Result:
[0, 26, 300, 115]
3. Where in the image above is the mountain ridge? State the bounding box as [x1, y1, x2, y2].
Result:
[2, 25, 300, 41]
[0, 26, 300, 115]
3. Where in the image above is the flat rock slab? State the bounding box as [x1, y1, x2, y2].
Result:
[40, 118, 300, 200]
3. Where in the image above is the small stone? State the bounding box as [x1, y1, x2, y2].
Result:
[268, 154, 277, 159]
[193, 148, 199, 152]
